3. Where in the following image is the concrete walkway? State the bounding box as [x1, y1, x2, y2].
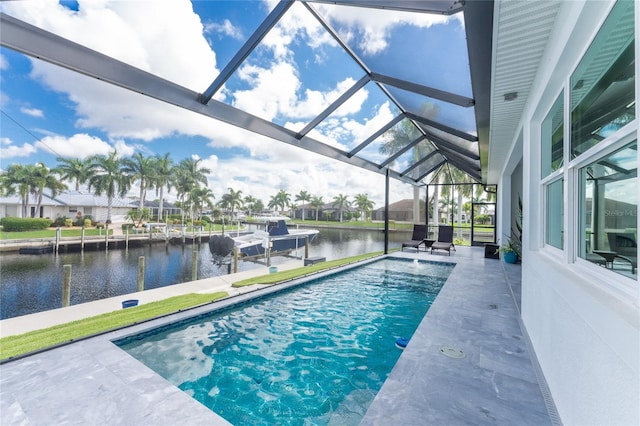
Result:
[0, 247, 557, 425]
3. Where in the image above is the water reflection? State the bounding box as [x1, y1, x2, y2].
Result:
[0, 228, 409, 319]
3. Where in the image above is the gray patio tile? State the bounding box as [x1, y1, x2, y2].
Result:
[1, 247, 552, 425]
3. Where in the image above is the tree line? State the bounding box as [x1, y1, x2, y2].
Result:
[0, 151, 376, 224]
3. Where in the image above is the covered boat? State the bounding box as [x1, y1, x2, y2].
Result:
[230, 220, 319, 258]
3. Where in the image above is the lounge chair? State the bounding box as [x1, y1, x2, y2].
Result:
[606, 232, 637, 273]
[401, 224, 427, 252]
[431, 225, 455, 255]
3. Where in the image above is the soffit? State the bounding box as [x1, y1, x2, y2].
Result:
[487, 0, 562, 183]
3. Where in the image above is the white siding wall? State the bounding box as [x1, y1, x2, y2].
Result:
[499, 1, 640, 424]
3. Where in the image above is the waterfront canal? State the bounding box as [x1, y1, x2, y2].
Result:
[0, 228, 410, 320]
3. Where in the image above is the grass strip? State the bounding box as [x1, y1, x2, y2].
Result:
[0, 292, 227, 361]
[232, 251, 386, 287]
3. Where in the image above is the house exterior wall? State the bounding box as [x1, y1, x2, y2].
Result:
[0, 204, 20, 218]
[496, 1, 639, 424]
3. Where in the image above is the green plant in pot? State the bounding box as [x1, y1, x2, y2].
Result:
[498, 236, 521, 263]
[498, 194, 523, 264]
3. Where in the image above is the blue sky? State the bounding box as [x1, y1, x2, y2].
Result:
[0, 0, 471, 207]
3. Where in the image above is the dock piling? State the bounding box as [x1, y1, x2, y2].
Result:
[192, 249, 198, 281]
[233, 247, 239, 273]
[62, 265, 71, 307]
[137, 256, 145, 292]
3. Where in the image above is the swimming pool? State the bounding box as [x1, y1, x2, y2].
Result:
[115, 258, 453, 425]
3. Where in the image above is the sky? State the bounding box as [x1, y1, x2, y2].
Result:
[0, 0, 471, 208]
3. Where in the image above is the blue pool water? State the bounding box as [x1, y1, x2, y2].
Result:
[115, 258, 453, 425]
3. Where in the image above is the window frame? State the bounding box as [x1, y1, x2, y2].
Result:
[538, 0, 637, 296]
[569, 127, 637, 293]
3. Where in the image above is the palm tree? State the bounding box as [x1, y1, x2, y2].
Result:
[172, 158, 211, 223]
[122, 152, 156, 211]
[152, 153, 174, 221]
[220, 188, 243, 219]
[172, 172, 193, 223]
[354, 193, 375, 222]
[32, 163, 67, 217]
[276, 189, 291, 213]
[55, 157, 93, 191]
[267, 195, 278, 212]
[332, 194, 350, 222]
[243, 195, 257, 217]
[252, 198, 265, 215]
[1, 164, 38, 217]
[271, 189, 291, 214]
[179, 157, 210, 187]
[295, 190, 311, 221]
[437, 164, 476, 226]
[310, 195, 324, 221]
[88, 151, 130, 224]
[189, 187, 215, 220]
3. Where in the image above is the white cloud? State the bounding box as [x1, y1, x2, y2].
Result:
[200, 140, 410, 207]
[306, 100, 395, 151]
[20, 107, 44, 118]
[0, 53, 8, 70]
[205, 19, 243, 40]
[0, 140, 37, 158]
[315, 3, 454, 56]
[3, 0, 218, 91]
[233, 61, 299, 121]
[35, 133, 129, 159]
[2, 0, 417, 207]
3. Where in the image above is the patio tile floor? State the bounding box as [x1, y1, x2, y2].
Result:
[0, 247, 556, 425]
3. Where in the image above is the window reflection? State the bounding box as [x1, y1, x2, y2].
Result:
[542, 92, 564, 177]
[570, 1, 635, 158]
[546, 179, 563, 249]
[580, 142, 637, 278]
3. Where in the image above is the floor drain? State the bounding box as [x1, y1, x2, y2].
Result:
[439, 345, 466, 359]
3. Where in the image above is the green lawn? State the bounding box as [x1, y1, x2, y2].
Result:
[1, 228, 113, 240]
[0, 292, 228, 361]
[232, 251, 386, 287]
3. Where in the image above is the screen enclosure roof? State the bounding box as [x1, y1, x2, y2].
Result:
[0, 0, 493, 186]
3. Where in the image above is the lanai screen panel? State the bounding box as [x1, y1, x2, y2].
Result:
[216, 2, 365, 130]
[357, 119, 418, 163]
[313, 2, 473, 98]
[388, 139, 438, 173]
[408, 154, 446, 181]
[387, 86, 477, 136]
[309, 80, 401, 152]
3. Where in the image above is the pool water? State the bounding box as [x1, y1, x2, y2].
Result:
[115, 258, 453, 425]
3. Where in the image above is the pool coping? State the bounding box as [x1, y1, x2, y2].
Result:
[0, 247, 554, 425]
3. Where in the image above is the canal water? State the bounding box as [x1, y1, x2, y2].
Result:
[0, 228, 410, 320]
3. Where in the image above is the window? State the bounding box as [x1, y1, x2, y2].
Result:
[540, 1, 637, 285]
[546, 179, 564, 249]
[570, 0, 635, 159]
[579, 141, 637, 277]
[542, 92, 564, 177]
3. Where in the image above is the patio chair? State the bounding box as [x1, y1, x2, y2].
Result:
[401, 224, 427, 252]
[430, 225, 456, 255]
[606, 232, 637, 273]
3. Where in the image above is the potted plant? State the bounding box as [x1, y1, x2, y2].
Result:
[498, 194, 523, 264]
[498, 237, 521, 263]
